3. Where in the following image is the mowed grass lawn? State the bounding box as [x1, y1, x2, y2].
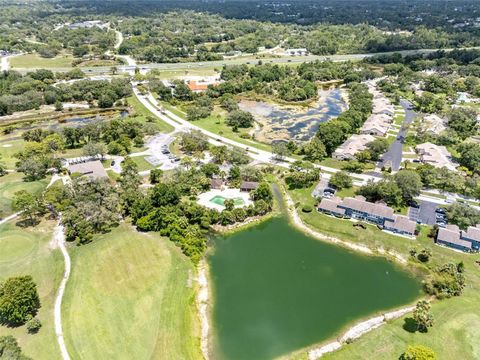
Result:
[0, 172, 50, 218]
[62, 224, 202, 360]
[10, 53, 74, 69]
[288, 186, 480, 360]
[128, 95, 174, 133]
[0, 221, 64, 360]
[0, 138, 26, 169]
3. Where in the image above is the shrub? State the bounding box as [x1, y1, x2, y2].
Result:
[401, 345, 436, 360]
[26, 318, 42, 334]
[302, 204, 313, 213]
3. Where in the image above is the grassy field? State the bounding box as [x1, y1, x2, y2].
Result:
[128, 95, 174, 133]
[0, 220, 64, 360]
[0, 138, 25, 169]
[130, 155, 156, 172]
[62, 224, 202, 360]
[287, 185, 480, 360]
[10, 53, 74, 69]
[162, 102, 273, 152]
[0, 172, 50, 218]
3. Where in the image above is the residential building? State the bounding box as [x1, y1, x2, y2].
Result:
[416, 142, 457, 171]
[68, 160, 108, 180]
[240, 181, 259, 192]
[317, 195, 416, 237]
[360, 114, 392, 136]
[422, 114, 447, 134]
[436, 224, 480, 252]
[187, 81, 209, 92]
[210, 178, 224, 190]
[332, 134, 376, 160]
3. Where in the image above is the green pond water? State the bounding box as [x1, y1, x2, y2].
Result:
[208, 216, 422, 360]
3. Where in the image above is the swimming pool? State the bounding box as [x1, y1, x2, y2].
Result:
[210, 195, 245, 206]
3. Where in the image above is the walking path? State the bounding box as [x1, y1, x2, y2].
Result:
[0, 212, 21, 226]
[52, 220, 72, 360]
[196, 262, 210, 360]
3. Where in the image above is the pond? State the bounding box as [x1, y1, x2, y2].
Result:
[208, 217, 421, 360]
[238, 88, 347, 143]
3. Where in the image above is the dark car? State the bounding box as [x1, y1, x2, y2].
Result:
[110, 161, 115, 166]
[435, 207, 446, 214]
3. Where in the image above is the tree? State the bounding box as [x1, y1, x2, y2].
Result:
[226, 110, 254, 129]
[456, 142, 480, 174]
[149, 169, 163, 184]
[329, 171, 353, 189]
[447, 107, 478, 139]
[417, 249, 432, 263]
[302, 137, 327, 161]
[223, 199, 235, 211]
[393, 170, 423, 201]
[401, 345, 436, 360]
[151, 183, 180, 207]
[366, 138, 389, 161]
[0, 336, 31, 360]
[0, 154, 6, 177]
[12, 190, 43, 224]
[251, 182, 273, 205]
[272, 142, 291, 161]
[0, 276, 40, 326]
[316, 120, 350, 155]
[413, 300, 434, 332]
[82, 142, 107, 159]
[447, 202, 480, 229]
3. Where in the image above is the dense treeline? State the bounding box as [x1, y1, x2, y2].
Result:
[0, 70, 130, 115]
[315, 83, 373, 155]
[2, 1, 479, 60]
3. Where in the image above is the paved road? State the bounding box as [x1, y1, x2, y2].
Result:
[379, 99, 416, 171]
[9, 46, 480, 74]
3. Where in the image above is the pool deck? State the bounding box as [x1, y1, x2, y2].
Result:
[197, 188, 253, 211]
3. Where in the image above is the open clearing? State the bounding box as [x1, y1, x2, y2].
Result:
[288, 186, 480, 360]
[62, 223, 202, 360]
[0, 172, 50, 218]
[0, 221, 64, 360]
[0, 138, 26, 169]
[10, 53, 74, 69]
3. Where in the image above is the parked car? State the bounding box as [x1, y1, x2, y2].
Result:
[110, 161, 115, 166]
[435, 207, 446, 214]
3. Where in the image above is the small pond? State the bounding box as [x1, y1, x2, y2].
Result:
[238, 88, 347, 143]
[208, 217, 421, 360]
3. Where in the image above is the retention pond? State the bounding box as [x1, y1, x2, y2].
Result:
[208, 217, 421, 360]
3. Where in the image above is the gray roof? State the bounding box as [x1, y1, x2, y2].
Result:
[211, 178, 223, 189]
[339, 196, 395, 220]
[437, 228, 472, 249]
[384, 215, 416, 234]
[68, 160, 108, 180]
[317, 197, 345, 215]
[240, 181, 259, 190]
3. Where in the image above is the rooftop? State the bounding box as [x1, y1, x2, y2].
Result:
[68, 160, 108, 180]
[416, 142, 457, 171]
[333, 134, 376, 160]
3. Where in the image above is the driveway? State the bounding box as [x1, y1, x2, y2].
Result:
[379, 99, 416, 171]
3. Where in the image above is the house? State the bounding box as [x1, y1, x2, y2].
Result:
[187, 81, 209, 92]
[332, 134, 376, 160]
[317, 195, 417, 237]
[416, 143, 457, 171]
[384, 215, 417, 236]
[68, 160, 108, 180]
[436, 224, 480, 252]
[422, 114, 446, 134]
[360, 114, 392, 136]
[317, 197, 345, 216]
[210, 178, 224, 190]
[240, 181, 259, 192]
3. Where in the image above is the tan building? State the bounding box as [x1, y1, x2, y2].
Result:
[416, 142, 457, 171]
[333, 134, 376, 160]
[68, 160, 108, 180]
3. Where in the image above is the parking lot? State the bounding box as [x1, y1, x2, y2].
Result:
[408, 200, 447, 226]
